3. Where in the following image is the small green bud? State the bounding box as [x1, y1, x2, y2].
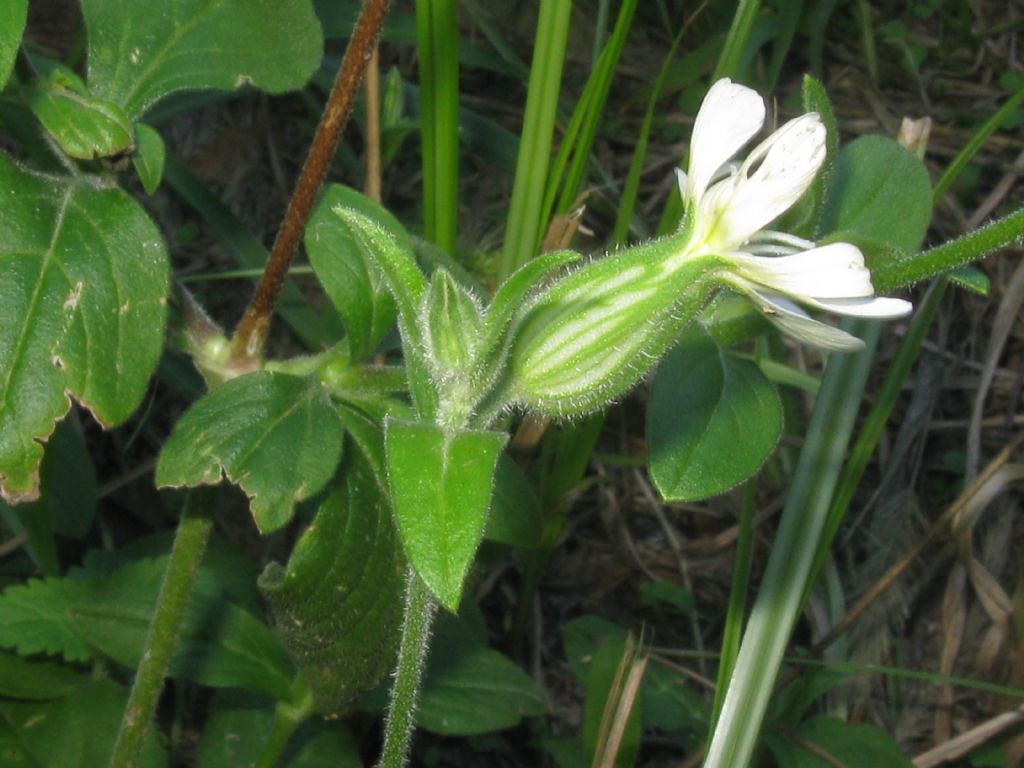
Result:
[421, 269, 483, 379]
[419, 270, 486, 426]
[503, 232, 722, 416]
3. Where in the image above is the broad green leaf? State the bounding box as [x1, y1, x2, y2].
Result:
[0, 650, 87, 700]
[818, 135, 933, 261]
[764, 716, 912, 767]
[0, 576, 91, 662]
[385, 418, 507, 610]
[0, 0, 27, 89]
[259, 452, 404, 714]
[0, 679, 167, 767]
[132, 123, 166, 195]
[0, 551, 292, 698]
[156, 371, 344, 534]
[486, 455, 542, 547]
[26, 74, 134, 160]
[82, 0, 323, 119]
[307, 185, 406, 360]
[647, 330, 782, 501]
[198, 690, 363, 768]
[416, 617, 547, 735]
[70, 557, 295, 700]
[0, 153, 169, 503]
[82, 531, 263, 613]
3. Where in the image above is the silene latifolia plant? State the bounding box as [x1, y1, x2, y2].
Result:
[365, 77, 913, 765]
[4, 1, 1023, 765]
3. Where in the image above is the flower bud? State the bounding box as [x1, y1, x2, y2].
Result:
[503, 233, 722, 416]
[420, 269, 484, 385]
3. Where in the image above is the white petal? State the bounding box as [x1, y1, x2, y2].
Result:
[727, 242, 874, 299]
[801, 295, 914, 319]
[674, 168, 688, 200]
[686, 79, 765, 206]
[746, 289, 866, 351]
[715, 114, 826, 245]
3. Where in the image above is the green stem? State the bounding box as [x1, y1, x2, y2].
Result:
[498, 0, 572, 280]
[254, 676, 316, 768]
[415, 0, 459, 255]
[872, 206, 1024, 293]
[376, 568, 437, 768]
[709, 480, 756, 732]
[712, 0, 761, 81]
[108, 487, 217, 768]
[703, 322, 881, 768]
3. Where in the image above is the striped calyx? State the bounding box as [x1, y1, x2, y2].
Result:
[503, 232, 723, 416]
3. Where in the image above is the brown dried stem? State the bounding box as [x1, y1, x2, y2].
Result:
[229, 0, 392, 364]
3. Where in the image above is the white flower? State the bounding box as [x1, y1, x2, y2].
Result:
[679, 79, 912, 350]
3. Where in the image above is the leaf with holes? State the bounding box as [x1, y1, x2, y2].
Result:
[82, 0, 323, 119]
[0, 153, 169, 503]
[156, 371, 344, 534]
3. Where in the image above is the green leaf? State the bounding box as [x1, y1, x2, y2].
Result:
[385, 419, 507, 610]
[647, 330, 782, 501]
[37, 418, 96, 539]
[0, 0, 27, 89]
[581, 632, 642, 767]
[948, 264, 989, 295]
[640, 662, 707, 736]
[0, 650, 87, 700]
[818, 135, 933, 261]
[156, 371, 344, 534]
[70, 557, 295, 700]
[259, 452, 405, 714]
[0, 679, 167, 767]
[416, 617, 547, 735]
[132, 123, 166, 195]
[561, 616, 708, 735]
[82, 0, 324, 119]
[485, 455, 542, 547]
[0, 418, 97, 576]
[0, 576, 91, 662]
[333, 206, 436, 416]
[638, 579, 695, 615]
[25, 72, 134, 160]
[198, 690, 363, 768]
[764, 716, 912, 767]
[0, 153, 169, 503]
[307, 185, 406, 360]
[0, 551, 292, 698]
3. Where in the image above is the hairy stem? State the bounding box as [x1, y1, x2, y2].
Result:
[254, 675, 316, 768]
[376, 569, 437, 768]
[108, 487, 218, 768]
[230, 0, 392, 364]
